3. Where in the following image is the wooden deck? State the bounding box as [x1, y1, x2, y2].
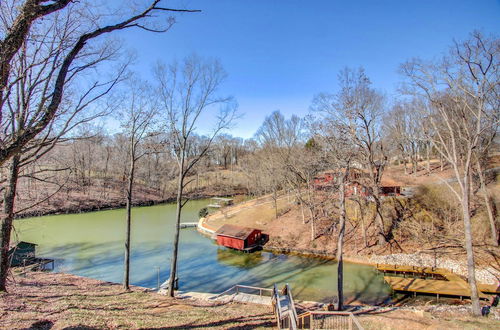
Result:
[478, 283, 500, 294]
[383, 276, 489, 299]
[377, 263, 498, 300]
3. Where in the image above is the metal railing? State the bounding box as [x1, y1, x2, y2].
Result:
[297, 311, 364, 330]
[213, 284, 273, 299]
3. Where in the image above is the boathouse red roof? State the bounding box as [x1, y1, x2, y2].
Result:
[215, 224, 257, 240]
[215, 224, 263, 251]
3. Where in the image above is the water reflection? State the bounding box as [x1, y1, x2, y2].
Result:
[217, 248, 263, 268]
[14, 200, 391, 303]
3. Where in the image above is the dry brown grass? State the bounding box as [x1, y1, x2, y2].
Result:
[0, 271, 274, 329]
[1, 271, 498, 330]
[358, 308, 499, 330]
[204, 194, 291, 232]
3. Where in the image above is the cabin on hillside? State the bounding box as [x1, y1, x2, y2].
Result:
[215, 224, 264, 252]
[314, 169, 402, 197]
[314, 169, 369, 188]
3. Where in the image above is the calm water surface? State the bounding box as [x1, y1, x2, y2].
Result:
[14, 200, 391, 303]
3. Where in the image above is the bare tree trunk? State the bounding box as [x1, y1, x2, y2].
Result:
[476, 160, 498, 246]
[307, 185, 315, 240]
[412, 155, 418, 176]
[426, 143, 430, 174]
[273, 189, 278, 219]
[0, 155, 20, 291]
[356, 200, 367, 248]
[123, 156, 135, 291]
[373, 191, 385, 245]
[336, 169, 348, 311]
[310, 215, 315, 241]
[168, 154, 185, 297]
[300, 201, 306, 224]
[462, 173, 481, 316]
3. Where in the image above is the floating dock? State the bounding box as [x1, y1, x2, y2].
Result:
[179, 222, 198, 229]
[377, 263, 499, 300]
[207, 197, 234, 209]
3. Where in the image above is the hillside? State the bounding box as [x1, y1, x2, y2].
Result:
[13, 169, 247, 218]
[203, 158, 500, 284]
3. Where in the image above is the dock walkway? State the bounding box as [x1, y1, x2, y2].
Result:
[179, 222, 198, 229]
[377, 263, 497, 300]
[172, 285, 273, 305]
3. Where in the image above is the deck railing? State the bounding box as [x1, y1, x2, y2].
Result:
[285, 284, 298, 329]
[214, 284, 273, 299]
[297, 311, 364, 330]
[272, 283, 298, 329]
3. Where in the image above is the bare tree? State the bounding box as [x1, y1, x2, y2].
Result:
[120, 79, 157, 291]
[256, 111, 299, 218]
[401, 31, 499, 316]
[156, 55, 237, 297]
[0, 0, 198, 292]
[255, 111, 323, 238]
[386, 100, 424, 176]
[313, 67, 388, 245]
[315, 127, 355, 311]
[312, 84, 360, 311]
[0, 0, 199, 166]
[474, 131, 498, 246]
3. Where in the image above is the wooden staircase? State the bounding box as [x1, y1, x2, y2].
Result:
[272, 284, 298, 329]
[272, 283, 364, 330]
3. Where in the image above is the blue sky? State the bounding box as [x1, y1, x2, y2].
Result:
[112, 0, 500, 138]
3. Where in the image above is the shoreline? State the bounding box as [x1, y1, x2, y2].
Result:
[15, 193, 500, 286]
[198, 210, 390, 266]
[198, 213, 500, 285]
[14, 193, 216, 220]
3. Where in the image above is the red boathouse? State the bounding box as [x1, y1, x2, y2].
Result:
[215, 224, 262, 252]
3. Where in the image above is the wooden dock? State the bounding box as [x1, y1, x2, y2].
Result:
[166, 285, 273, 305]
[377, 263, 498, 300]
[180, 222, 198, 229]
[212, 284, 273, 305]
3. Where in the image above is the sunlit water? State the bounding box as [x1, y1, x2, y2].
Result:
[14, 200, 391, 304]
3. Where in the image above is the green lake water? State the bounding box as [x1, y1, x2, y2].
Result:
[14, 200, 391, 304]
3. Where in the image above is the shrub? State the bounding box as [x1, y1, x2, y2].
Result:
[198, 207, 209, 218]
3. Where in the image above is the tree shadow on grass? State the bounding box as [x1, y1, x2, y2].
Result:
[28, 320, 53, 330]
[146, 312, 275, 329]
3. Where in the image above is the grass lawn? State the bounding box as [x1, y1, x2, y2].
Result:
[0, 271, 274, 329]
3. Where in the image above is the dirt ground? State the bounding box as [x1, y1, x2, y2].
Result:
[382, 155, 500, 187]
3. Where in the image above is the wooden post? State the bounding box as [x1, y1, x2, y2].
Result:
[156, 267, 160, 290]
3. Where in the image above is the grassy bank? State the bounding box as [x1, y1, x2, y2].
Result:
[1, 271, 499, 329]
[0, 271, 274, 329]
